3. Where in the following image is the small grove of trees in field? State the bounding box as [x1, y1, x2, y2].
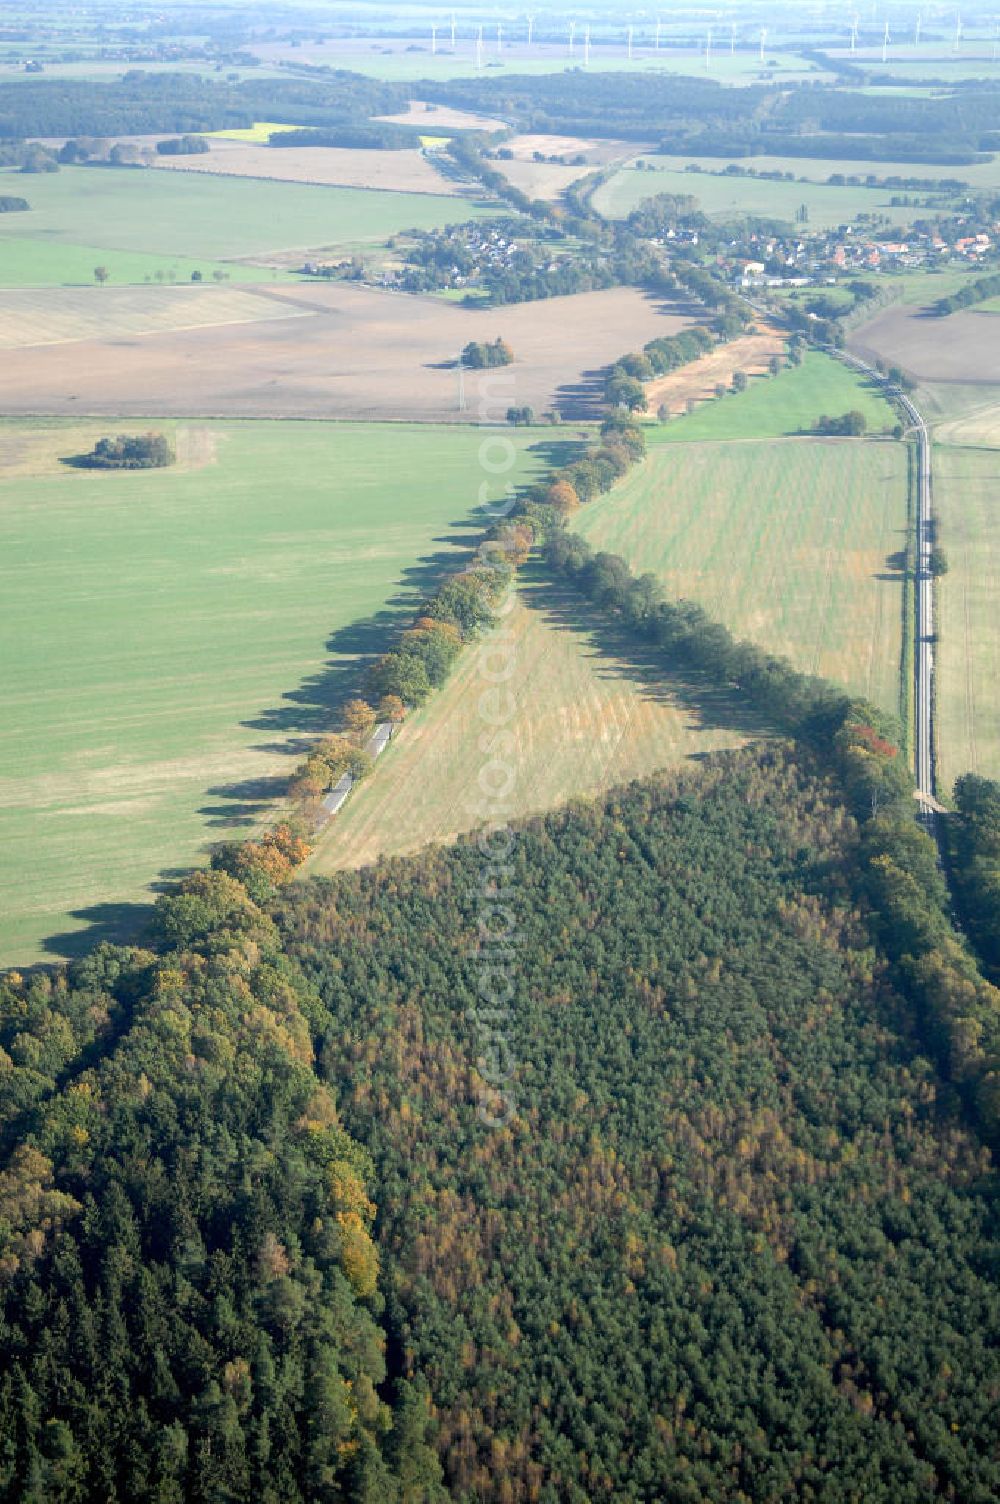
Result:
[74, 433, 174, 469]
[0, 196, 28, 213]
[814, 410, 867, 436]
[460, 337, 513, 369]
[155, 134, 210, 155]
[505, 405, 533, 426]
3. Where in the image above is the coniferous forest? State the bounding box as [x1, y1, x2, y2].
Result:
[2, 744, 998, 1501]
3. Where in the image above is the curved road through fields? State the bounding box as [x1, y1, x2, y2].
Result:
[838, 351, 936, 811]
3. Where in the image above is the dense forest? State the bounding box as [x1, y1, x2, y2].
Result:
[278, 751, 1000, 1501]
[0, 71, 409, 139]
[4, 743, 996, 1501]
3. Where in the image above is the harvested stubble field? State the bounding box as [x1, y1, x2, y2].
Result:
[307, 567, 753, 876]
[931, 443, 1000, 789]
[0, 283, 696, 421]
[0, 418, 550, 966]
[0, 284, 311, 349]
[645, 325, 787, 418]
[572, 436, 909, 710]
[155, 138, 465, 196]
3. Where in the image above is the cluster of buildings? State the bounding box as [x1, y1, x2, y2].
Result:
[722, 220, 996, 289]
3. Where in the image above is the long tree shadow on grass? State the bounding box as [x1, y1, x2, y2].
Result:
[39, 442, 595, 958]
[517, 564, 776, 744]
[41, 901, 154, 962]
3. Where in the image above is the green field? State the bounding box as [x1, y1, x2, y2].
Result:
[649, 351, 897, 442]
[572, 437, 909, 710]
[625, 149, 1000, 192]
[247, 46, 828, 84]
[308, 564, 753, 876]
[0, 418, 549, 965]
[0, 165, 494, 273]
[932, 443, 1000, 791]
[593, 159, 940, 227]
[0, 235, 285, 289]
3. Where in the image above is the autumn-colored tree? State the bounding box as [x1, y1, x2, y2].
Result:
[546, 479, 581, 517]
[377, 694, 406, 723]
[343, 698, 377, 739]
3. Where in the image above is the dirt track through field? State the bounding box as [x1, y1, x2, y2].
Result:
[0, 284, 699, 422]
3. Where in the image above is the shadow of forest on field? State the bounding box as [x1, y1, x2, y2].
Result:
[518, 564, 775, 745]
[38, 435, 589, 961]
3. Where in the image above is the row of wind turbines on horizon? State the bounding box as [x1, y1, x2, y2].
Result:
[417, 10, 1000, 67]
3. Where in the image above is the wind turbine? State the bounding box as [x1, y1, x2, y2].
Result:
[476, 24, 483, 68]
[496, 20, 502, 51]
[627, 24, 633, 59]
[705, 25, 713, 68]
[915, 13, 922, 46]
[759, 26, 767, 61]
[431, 23, 437, 54]
[655, 18, 661, 50]
[731, 23, 736, 55]
[850, 17, 859, 53]
[569, 19, 576, 56]
[953, 13, 962, 51]
[882, 19, 890, 62]
[527, 15, 534, 47]
[450, 13, 456, 47]
[994, 21, 999, 60]
[583, 23, 590, 65]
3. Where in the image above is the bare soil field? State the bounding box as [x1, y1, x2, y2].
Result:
[850, 305, 1000, 385]
[503, 134, 637, 164]
[154, 138, 464, 196]
[494, 158, 593, 200]
[373, 100, 507, 132]
[0, 284, 695, 422]
[494, 134, 642, 199]
[645, 325, 786, 417]
[0, 284, 309, 349]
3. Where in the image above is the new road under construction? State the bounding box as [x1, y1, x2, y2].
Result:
[837, 349, 941, 820]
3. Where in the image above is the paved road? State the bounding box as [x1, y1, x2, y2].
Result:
[838, 352, 935, 810]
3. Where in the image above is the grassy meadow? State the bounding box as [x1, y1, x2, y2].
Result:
[593, 159, 932, 227]
[932, 442, 1000, 790]
[649, 351, 897, 442]
[0, 418, 549, 965]
[308, 565, 754, 876]
[572, 437, 909, 711]
[0, 165, 494, 280]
